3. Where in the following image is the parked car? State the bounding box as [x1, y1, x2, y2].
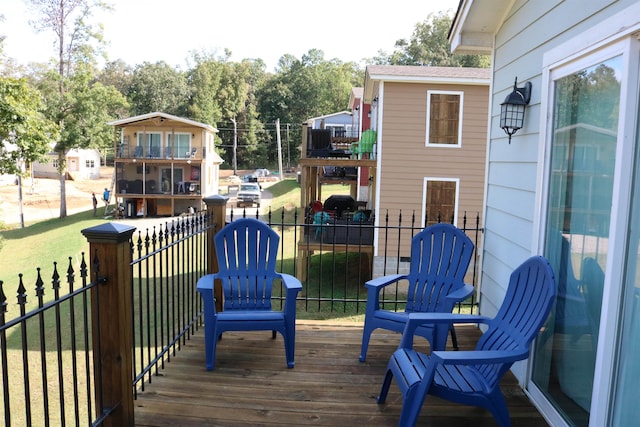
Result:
[236, 182, 262, 208]
[254, 168, 270, 177]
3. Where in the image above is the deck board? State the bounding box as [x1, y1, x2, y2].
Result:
[134, 320, 549, 426]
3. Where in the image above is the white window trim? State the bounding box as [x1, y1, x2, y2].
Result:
[166, 132, 192, 158]
[425, 90, 463, 148]
[421, 177, 460, 227]
[528, 14, 640, 426]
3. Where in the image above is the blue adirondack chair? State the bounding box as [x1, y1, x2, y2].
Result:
[196, 218, 302, 371]
[377, 255, 556, 427]
[359, 223, 475, 362]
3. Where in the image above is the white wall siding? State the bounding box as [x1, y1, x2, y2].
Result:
[478, 0, 637, 391]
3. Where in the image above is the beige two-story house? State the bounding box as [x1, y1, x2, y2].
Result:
[108, 112, 222, 217]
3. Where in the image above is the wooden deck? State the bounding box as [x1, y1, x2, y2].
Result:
[134, 320, 549, 426]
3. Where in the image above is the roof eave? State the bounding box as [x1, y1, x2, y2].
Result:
[108, 112, 218, 133]
[449, 0, 514, 54]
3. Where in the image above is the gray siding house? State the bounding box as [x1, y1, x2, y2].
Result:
[450, 1, 640, 426]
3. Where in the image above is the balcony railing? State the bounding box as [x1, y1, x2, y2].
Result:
[116, 145, 199, 160]
[0, 198, 483, 425]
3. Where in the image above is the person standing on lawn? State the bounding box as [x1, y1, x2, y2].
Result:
[92, 192, 98, 216]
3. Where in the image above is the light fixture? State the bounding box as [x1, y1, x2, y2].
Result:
[500, 78, 532, 143]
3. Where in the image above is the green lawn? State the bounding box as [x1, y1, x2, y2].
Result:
[0, 178, 356, 318]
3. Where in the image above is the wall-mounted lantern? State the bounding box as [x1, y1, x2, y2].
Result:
[500, 78, 532, 143]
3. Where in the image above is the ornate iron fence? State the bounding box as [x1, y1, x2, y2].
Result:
[0, 198, 483, 425]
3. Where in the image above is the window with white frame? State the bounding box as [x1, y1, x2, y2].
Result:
[85, 159, 95, 168]
[426, 90, 463, 146]
[423, 178, 459, 226]
[167, 133, 191, 158]
[137, 132, 162, 158]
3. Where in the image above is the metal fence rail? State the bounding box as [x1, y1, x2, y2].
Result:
[234, 206, 483, 316]
[0, 202, 482, 426]
[129, 212, 210, 395]
[0, 255, 98, 427]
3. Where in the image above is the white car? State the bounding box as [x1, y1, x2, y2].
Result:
[236, 182, 262, 208]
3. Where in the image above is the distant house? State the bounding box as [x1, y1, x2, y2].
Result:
[32, 148, 101, 180]
[108, 112, 222, 217]
[362, 65, 490, 255]
[450, 1, 640, 426]
[297, 66, 490, 279]
[305, 111, 356, 139]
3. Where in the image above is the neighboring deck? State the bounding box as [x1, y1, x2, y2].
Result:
[134, 321, 549, 426]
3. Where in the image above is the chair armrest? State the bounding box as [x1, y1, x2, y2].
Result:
[444, 283, 474, 304]
[196, 274, 218, 315]
[399, 313, 491, 349]
[431, 348, 529, 365]
[196, 274, 217, 291]
[363, 274, 408, 314]
[279, 273, 303, 291]
[365, 274, 407, 290]
[407, 312, 491, 326]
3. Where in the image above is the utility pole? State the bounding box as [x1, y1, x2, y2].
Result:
[231, 118, 238, 175]
[276, 119, 283, 179]
[17, 173, 24, 228]
[286, 123, 290, 170]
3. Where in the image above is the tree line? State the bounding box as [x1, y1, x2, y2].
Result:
[1, 1, 487, 218]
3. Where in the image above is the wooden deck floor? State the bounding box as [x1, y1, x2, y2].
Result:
[134, 320, 549, 426]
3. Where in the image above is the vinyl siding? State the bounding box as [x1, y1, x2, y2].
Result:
[480, 0, 628, 321]
[376, 81, 488, 257]
[379, 82, 488, 222]
[479, 0, 634, 387]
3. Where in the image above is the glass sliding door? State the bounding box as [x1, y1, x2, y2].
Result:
[612, 108, 640, 426]
[532, 55, 622, 426]
[168, 133, 191, 158]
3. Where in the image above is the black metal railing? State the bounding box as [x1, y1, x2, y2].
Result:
[128, 212, 210, 395]
[230, 206, 483, 317]
[0, 255, 100, 426]
[0, 202, 482, 425]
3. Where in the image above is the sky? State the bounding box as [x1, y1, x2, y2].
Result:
[1, 0, 459, 71]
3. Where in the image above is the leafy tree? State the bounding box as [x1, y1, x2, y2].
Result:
[127, 61, 189, 116]
[0, 77, 57, 174]
[25, 0, 118, 218]
[98, 59, 133, 103]
[373, 11, 490, 68]
[188, 54, 269, 169]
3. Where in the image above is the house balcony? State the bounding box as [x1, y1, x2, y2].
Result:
[116, 144, 200, 161]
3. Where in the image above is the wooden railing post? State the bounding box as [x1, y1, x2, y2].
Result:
[203, 194, 228, 312]
[82, 222, 136, 427]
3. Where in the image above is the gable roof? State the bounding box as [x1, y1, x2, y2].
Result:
[364, 65, 490, 100]
[366, 65, 490, 82]
[348, 87, 364, 111]
[108, 112, 218, 132]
